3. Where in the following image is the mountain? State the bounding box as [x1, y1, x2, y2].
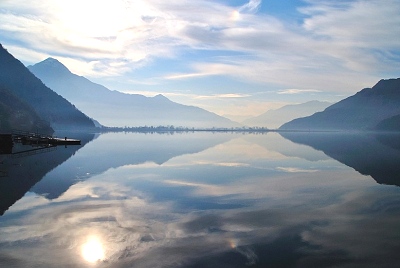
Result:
[28, 58, 240, 128]
[243, 101, 331, 129]
[280, 78, 400, 131]
[0, 44, 95, 131]
[0, 86, 53, 133]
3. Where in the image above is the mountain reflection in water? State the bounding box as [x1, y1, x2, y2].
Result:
[280, 131, 400, 187]
[0, 132, 95, 215]
[0, 132, 399, 267]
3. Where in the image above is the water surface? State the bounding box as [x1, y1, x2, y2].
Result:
[0, 132, 399, 267]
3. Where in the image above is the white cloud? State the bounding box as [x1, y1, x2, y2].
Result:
[239, 0, 262, 13]
[0, 0, 399, 95]
[164, 72, 216, 80]
[278, 89, 322, 95]
[300, 0, 400, 71]
[194, 93, 251, 100]
[276, 167, 319, 173]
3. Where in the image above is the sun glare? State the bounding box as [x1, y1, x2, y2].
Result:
[231, 10, 241, 21]
[81, 236, 105, 263]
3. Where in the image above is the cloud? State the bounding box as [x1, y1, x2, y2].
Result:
[300, 0, 400, 71]
[0, 0, 399, 94]
[276, 167, 319, 173]
[278, 89, 322, 95]
[164, 72, 216, 80]
[182, 59, 378, 93]
[1, 0, 187, 74]
[239, 0, 262, 13]
[194, 93, 251, 100]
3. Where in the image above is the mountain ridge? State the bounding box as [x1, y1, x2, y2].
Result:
[243, 100, 332, 129]
[280, 78, 400, 131]
[0, 44, 95, 131]
[29, 58, 240, 128]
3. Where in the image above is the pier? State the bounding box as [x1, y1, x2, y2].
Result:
[11, 130, 81, 146]
[0, 130, 81, 155]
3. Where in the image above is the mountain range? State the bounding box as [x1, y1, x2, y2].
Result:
[28, 58, 240, 128]
[0, 44, 95, 132]
[242, 101, 332, 129]
[1, 42, 399, 132]
[280, 78, 400, 131]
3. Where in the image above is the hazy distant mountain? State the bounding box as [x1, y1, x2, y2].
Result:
[243, 101, 331, 129]
[0, 86, 53, 133]
[280, 78, 400, 131]
[29, 58, 240, 128]
[0, 45, 95, 131]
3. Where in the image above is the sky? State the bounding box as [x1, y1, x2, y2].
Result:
[0, 0, 399, 121]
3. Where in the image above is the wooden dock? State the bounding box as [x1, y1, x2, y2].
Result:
[48, 137, 81, 145]
[15, 134, 81, 146]
[0, 130, 81, 155]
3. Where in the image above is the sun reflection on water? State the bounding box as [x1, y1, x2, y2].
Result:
[81, 236, 105, 263]
[228, 238, 238, 249]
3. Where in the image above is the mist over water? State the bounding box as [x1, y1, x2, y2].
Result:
[0, 132, 399, 267]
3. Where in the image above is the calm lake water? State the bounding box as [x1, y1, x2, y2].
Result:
[1, 131, 400, 267]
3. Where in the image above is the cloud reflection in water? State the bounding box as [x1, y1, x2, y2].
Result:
[0, 132, 399, 267]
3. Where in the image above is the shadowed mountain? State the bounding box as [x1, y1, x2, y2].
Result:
[28, 58, 240, 128]
[0, 44, 95, 131]
[0, 86, 53, 133]
[280, 78, 400, 131]
[280, 132, 400, 187]
[243, 101, 331, 129]
[0, 133, 95, 215]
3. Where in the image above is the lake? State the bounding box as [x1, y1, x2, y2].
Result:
[1, 131, 400, 267]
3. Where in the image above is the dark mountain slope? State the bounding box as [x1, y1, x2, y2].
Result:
[0, 86, 53, 133]
[0, 45, 95, 130]
[280, 78, 400, 131]
[29, 58, 240, 128]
